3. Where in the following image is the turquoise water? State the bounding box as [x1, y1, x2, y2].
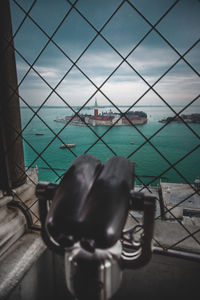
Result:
[21, 106, 200, 185]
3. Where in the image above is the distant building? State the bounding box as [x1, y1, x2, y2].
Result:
[159, 114, 200, 124]
[160, 181, 200, 221]
[54, 100, 148, 126]
[94, 98, 98, 120]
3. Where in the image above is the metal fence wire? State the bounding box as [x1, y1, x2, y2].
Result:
[2, 0, 200, 255]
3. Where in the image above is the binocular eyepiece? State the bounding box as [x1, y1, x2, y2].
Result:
[36, 154, 156, 300]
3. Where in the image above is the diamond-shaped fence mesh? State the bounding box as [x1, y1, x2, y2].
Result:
[1, 0, 200, 255]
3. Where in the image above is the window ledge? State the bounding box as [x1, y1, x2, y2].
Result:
[0, 232, 46, 300]
[0, 167, 39, 257]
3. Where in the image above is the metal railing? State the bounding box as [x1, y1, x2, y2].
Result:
[1, 0, 200, 256]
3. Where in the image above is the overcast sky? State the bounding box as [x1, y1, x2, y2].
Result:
[10, 0, 200, 108]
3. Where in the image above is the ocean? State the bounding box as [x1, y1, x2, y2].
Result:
[20, 105, 200, 186]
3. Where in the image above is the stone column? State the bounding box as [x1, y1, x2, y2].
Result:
[0, 0, 26, 190]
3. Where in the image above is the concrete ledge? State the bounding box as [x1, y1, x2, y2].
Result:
[0, 204, 26, 258]
[0, 167, 39, 257]
[0, 233, 46, 300]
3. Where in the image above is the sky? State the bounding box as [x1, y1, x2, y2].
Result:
[10, 0, 200, 108]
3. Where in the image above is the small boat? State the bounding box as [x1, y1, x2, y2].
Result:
[130, 141, 134, 144]
[35, 132, 44, 136]
[60, 144, 76, 149]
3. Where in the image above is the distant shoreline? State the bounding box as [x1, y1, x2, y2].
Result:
[20, 104, 200, 109]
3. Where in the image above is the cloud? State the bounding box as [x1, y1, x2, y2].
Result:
[76, 46, 178, 74]
[77, 51, 121, 70]
[32, 66, 59, 79]
[127, 46, 179, 72]
[16, 62, 60, 83]
[17, 45, 200, 107]
[154, 73, 200, 102]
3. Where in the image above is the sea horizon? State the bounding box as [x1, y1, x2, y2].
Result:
[20, 104, 200, 109]
[20, 105, 200, 186]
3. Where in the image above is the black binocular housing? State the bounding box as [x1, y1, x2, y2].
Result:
[46, 154, 134, 251]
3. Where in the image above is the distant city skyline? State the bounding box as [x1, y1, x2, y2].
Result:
[10, 0, 200, 108]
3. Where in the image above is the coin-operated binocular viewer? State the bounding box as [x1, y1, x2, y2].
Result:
[36, 154, 156, 300]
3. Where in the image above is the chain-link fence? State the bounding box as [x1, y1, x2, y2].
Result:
[1, 0, 200, 256]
